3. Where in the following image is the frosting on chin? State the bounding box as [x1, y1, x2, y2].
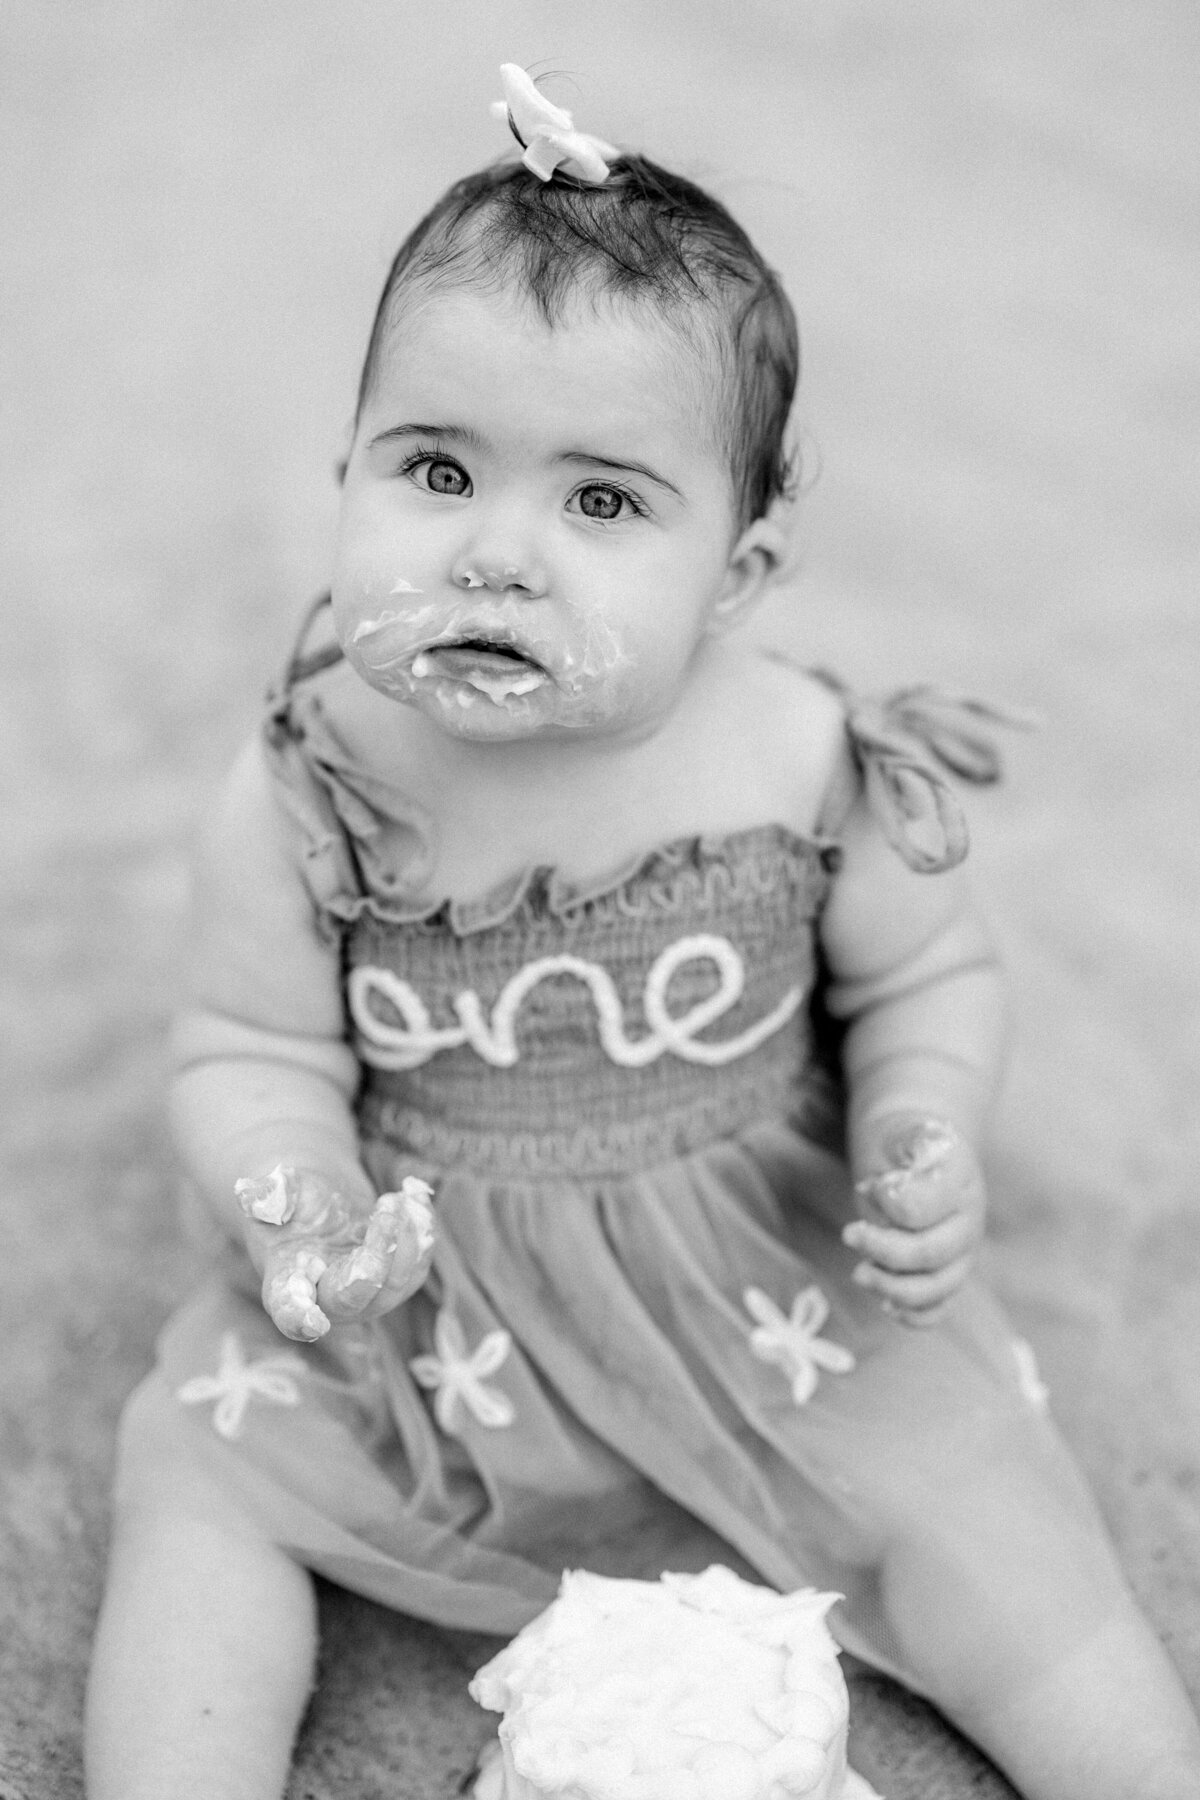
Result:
[470, 1567, 877, 1800]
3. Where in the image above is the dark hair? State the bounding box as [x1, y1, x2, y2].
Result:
[355, 154, 800, 528]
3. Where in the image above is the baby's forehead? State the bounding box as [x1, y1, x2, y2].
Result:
[372, 278, 731, 454]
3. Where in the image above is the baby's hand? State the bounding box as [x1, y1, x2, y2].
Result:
[234, 1164, 435, 1343]
[843, 1116, 985, 1327]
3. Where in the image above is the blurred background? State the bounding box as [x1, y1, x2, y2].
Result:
[2, 3, 1197, 1794]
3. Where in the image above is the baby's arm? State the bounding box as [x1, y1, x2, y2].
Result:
[819, 790, 1006, 1324]
[170, 737, 433, 1341]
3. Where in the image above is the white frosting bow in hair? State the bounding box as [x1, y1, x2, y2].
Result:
[490, 63, 617, 185]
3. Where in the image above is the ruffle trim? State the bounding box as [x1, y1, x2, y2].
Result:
[346, 828, 828, 939]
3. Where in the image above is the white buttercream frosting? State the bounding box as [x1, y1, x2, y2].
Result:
[390, 1175, 435, 1258]
[410, 648, 546, 701]
[470, 1567, 867, 1800]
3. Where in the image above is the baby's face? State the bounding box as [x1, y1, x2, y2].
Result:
[332, 288, 757, 745]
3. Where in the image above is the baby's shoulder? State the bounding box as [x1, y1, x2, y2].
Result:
[738, 643, 847, 738]
[711, 642, 850, 836]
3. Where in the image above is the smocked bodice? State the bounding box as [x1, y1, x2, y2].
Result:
[346, 827, 836, 1179]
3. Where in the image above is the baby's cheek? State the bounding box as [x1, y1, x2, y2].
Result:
[331, 501, 428, 625]
[556, 595, 632, 696]
[341, 626, 424, 702]
[552, 663, 658, 735]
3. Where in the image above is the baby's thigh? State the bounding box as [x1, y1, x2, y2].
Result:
[102, 1372, 317, 1665]
[112, 1371, 276, 1545]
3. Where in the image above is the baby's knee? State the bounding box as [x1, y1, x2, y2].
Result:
[878, 1503, 1139, 1727]
[112, 1375, 186, 1506]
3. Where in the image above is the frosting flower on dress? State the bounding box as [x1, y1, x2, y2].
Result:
[490, 63, 618, 185]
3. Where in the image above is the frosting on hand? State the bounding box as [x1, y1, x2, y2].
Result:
[235, 1164, 435, 1341]
[846, 1116, 985, 1325]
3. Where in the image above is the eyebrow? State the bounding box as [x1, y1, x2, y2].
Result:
[366, 422, 482, 450]
[560, 450, 683, 499]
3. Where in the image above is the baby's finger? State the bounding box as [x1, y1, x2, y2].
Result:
[855, 1165, 958, 1231]
[263, 1244, 331, 1341]
[319, 1181, 436, 1319]
[851, 1255, 972, 1315]
[378, 1179, 436, 1304]
[843, 1213, 974, 1274]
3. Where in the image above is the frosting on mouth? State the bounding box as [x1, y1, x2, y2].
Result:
[410, 642, 549, 702]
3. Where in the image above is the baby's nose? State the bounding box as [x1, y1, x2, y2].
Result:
[453, 557, 547, 597]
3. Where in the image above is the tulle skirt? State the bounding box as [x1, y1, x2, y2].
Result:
[136, 1120, 1125, 1689]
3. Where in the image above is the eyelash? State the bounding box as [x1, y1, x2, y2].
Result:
[395, 446, 647, 519]
[569, 480, 646, 521]
[396, 443, 466, 488]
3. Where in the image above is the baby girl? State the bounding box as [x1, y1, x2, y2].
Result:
[85, 66, 1200, 1800]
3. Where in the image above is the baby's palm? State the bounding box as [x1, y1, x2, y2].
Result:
[236, 1164, 435, 1342]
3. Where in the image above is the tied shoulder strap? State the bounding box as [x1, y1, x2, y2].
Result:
[265, 592, 343, 729]
[260, 594, 367, 941]
[814, 672, 1035, 874]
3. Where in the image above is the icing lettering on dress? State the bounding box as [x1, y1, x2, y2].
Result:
[348, 932, 804, 1071]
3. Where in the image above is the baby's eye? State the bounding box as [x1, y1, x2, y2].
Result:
[403, 453, 472, 497]
[571, 482, 641, 522]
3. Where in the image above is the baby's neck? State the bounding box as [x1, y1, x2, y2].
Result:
[406, 703, 701, 894]
[416, 708, 664, 802]
[332, 637, 839, 904]
[381, 645, 787, 900]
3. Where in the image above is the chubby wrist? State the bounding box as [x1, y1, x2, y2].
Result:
[204, 1124, 371, 1219]
[169, 1059, 369, 1236]
[184, 1142, 375, 1266]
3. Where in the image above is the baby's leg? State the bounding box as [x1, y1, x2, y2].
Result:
[85, 1380, 317, 1800]
[880, 1448, 1200, 1800]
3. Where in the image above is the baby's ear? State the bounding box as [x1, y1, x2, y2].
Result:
[707, 514, 791, 636]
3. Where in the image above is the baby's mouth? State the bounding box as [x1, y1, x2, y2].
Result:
[410, 638, 549, 702]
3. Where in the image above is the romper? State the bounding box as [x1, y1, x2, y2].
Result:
[138, 600, 1124, 1688]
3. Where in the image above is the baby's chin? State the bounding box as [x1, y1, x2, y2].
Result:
[407, 677, 555, 740]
